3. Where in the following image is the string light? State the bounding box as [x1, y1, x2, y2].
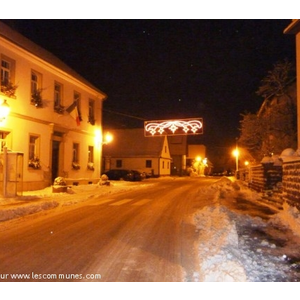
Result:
[144, 118, 203, 136]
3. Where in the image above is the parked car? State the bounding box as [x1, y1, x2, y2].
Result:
[103, 169, 144, 181]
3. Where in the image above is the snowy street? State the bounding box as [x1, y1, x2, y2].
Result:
[1, 176, 300, 284]
[2, 176, 300, 300]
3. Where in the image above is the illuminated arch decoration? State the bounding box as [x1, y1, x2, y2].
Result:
[144, 118, 203, 136]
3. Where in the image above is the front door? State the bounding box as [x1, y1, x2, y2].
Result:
[51, 140, 60, 182]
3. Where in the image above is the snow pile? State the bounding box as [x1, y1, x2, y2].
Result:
[271, 202, 300, 237]
[192, 176, 300, 282]
[194, 205, 247, 281]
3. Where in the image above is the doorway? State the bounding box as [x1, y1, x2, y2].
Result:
[51, 140, 60, 182]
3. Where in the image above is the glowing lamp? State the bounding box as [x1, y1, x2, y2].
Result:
[103, 132, 113, 144]
[0, 99, 10, 121]
[232, 149, 239, 157]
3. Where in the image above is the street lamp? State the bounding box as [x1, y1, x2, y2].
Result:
[103, 132, 113, 145]
[232, 148, 239, 172]
[0, 99, 10, 121]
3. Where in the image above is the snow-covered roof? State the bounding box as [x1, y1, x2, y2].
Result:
[0, 21, 106, 98]
[103, 128, 165, 158]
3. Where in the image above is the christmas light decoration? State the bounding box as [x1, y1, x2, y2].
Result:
[144, 118, 203, 136]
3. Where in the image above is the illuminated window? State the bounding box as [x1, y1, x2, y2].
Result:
[88, 146, 94, 170]
[73, 143, 80, 163]
[116, 159, 122, 168]
[146, 160, 152, 168]
[1, 59, 10, 86]
[88, 146, 94, 163]
[88, 99, 95, 125]
[54, 82, 63, 113]
[31, 70, 43, 107]
[0, 130, 11, 151]
[29, 135, 40, 159]
[1, 55, 16, 96]
[28, 135, 40, 169]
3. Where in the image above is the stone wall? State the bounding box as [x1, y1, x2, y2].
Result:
[239, 163, 282, 193]
[282, 159, 300, 209]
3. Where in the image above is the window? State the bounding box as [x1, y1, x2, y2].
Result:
[31, 70, 43, 107]
[116, 159, 122, 168]
[1, 56, 16, 97]
[72, 143, 80, 169]
[146, 160, 152, 168]
[54, 82, 63, 113]
[88, 145, 94, 170]
[0, 130, 11, 151]
[162, 161, 165, 169]
[88, 99, 95, 125]
[28, 135, 40, 169]
[1, 59, 10, 86]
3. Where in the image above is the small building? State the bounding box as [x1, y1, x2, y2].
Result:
[168, 135, 188, 175]
[102, 128, 172, 177]
[0, 22, 107, 192]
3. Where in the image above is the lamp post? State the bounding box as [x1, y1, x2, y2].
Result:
[232, 139, 239, 174]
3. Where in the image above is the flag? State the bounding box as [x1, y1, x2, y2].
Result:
[66, 101, 81, 126]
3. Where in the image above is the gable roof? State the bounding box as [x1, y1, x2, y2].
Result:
[103, 128, 166, 158]
[0, 21, 107, 98]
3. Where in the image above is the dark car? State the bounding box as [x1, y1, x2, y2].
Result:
[103, 169, 144, 181]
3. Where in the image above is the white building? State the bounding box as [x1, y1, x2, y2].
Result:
[102, 128, 172, 177]
[0, 22, 107, 193]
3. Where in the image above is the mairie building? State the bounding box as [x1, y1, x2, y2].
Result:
[0, 21, 107, 194]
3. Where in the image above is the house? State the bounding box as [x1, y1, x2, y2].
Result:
[167, 135, 188, 175]
[0, 22, 107, 193]
[102, 128, 172, 177]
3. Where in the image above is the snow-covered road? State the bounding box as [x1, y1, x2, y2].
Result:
[2, 176, 300, 298]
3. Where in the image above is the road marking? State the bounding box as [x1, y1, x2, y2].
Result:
[132, 199, 151, 206]
[110, 199, 133, 206]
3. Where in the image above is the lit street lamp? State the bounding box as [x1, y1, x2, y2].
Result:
[0, 99, 10, 122]
[232, 147, 239, 173]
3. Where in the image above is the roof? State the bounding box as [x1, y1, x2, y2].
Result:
[0, 21, 107, 98]
[284, 19, 300, 35]
[103, 128, 166, 158]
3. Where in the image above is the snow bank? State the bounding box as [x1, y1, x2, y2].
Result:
[191, 176, 300, 282]
[194, 205, 247, 282]
[270, 202, 300, 237]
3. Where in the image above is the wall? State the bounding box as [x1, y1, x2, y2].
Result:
[282, 159, 300, 209]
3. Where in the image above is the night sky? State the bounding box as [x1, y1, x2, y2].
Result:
[2, 19, 296, 150]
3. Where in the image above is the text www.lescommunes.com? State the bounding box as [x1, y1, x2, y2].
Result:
[1, 272, 102, 280]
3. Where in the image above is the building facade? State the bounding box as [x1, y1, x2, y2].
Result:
[102, 128, 172, 177]
[0, 22, 107, 193]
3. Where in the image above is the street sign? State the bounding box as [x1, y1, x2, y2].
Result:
[144, 118, 203, 137]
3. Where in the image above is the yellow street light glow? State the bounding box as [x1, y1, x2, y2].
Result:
[0, 99, 10, 121]
[232, 149, 239, 157]
[103, 132, 113, 144]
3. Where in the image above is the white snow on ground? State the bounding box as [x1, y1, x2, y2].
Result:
[1, 176, 300, 297]
[191, 177, 300, 283]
